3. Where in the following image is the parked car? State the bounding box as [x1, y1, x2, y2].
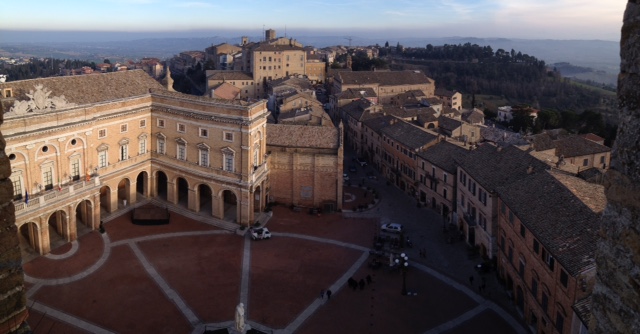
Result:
[380, 223, 404, 234]
[355, 158, 367, 166]
[251, 227, 272, 240]
[348, 165, 357, 173]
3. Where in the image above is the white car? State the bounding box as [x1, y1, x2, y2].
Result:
[343, 173, 350, 181]
[251, 227, 272, 240]
[381, 223, 404, 234]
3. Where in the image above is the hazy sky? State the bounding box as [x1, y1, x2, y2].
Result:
[0, 0, 627, 41]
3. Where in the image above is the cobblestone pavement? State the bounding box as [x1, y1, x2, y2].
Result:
[20, 150, 528, 334]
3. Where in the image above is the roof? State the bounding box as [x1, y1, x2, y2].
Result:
[253, 44, 304, 52]
[572, 296, 592, 327]
[0, 70, 163, 107]
[206, 71, 254, 81]
[528, 132, 556, 151]
[338, 70, 433, 86]
[338, 87, 377, 100]
[380, 120, 438, 150]
[462, 108, 485, 124]
[496, 169, 602, 276]
[416, 110, 439, 124]
[580, 133, 605, 144]
[383, 105, 431, 121]
[362, 115, 396, 133]
[481, 127, 529, 146]
[341, 98, 381, 122]
[458, 144, 550, 193]
[266, 124, 339, 149]
[435, 88, 458, 97]
[549, 170, 607, 213]
[554, 135, 611, 157]
[269, 76, 313, 91]
[210, 82, 241, 100]
[438, 116, 463, 131]
[417, 140, 470, 174]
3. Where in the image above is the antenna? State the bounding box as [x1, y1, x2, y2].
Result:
[344, 36, 353, 48]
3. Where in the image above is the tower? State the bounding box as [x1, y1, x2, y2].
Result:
[265, 29, 276, 41]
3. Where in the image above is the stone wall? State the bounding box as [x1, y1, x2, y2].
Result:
[591, 1, 640, 333]
[0, 97, 28, 332]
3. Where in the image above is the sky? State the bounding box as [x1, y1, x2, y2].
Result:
[0, 0, 628, 42]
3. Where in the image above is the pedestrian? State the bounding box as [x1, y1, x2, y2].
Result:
[326, 289, 332, 300]
[366, 274, 372, 285]
[469, 275, 474, 286]
[320, 289, 325, 299]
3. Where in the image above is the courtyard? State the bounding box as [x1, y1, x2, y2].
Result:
[21, 199, 526, 334]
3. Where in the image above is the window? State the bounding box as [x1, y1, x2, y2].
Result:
[508, 245, 513, 263]
[479, 214, 486, 230]
[176, 139, 186, 161]
[98, 150, 108, 168]
[199, 148, 209, 167]
[177, 123, 186, 133]
[533, 239, 540, 254]
[541, 292, 549, 313]
[600, 156, 605, 164]
[120, 144, 128, 161]
[461, 194, 465, 208]
[520, 224, 526, 238]
[500, 234, 506, 253]
[582, 158, 589, 166]
[71, 159, 80, 180]
[139, 119, 146, 128]
[471, 182, 476, 196]
[555, 312, 565, 334]
[518, 257, 526, 278]
[222, 148, 235, 172]
[98, 129, 107, 138]
[139, 137, 147, 155]
[224, 132, 234, 142]
[501, 201, 506, 214]
[11, 176, 22, 200]
[479, 189, 487, 205]
[200, 128, 209, 138]
[120, 124, 128, 133]
[443, 173, 448, 183]
[157, 119, 165, 128]
[43, 167, 54, 190]
[531, 277, 538, 298]
[542, 249, 555, 271]
[560, 269, 568, 288]
[443, 188, 447, 200]
[509, 211, 514, 224]
[157, 137, 166, 154]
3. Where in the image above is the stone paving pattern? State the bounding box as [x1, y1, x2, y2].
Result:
[22, 157, 529, 334]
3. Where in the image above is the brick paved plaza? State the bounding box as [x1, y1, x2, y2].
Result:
[22, 202, 526, 334]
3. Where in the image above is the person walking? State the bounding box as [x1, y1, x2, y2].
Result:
[326, 289, 332, 300]
[320, 289, 325, 299]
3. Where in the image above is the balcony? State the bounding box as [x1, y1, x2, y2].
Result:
[13, 176, 102, 216]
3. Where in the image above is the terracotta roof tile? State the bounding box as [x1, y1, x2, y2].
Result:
[380, 120, 438, 150]
[338, 70, 433, 86]
[266, 124, 339, 149]
[417, 140, 470, 174]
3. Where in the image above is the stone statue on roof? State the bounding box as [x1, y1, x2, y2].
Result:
[7, 84, 75, 115]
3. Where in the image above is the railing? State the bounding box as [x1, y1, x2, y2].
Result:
[13, 176, 101, 215]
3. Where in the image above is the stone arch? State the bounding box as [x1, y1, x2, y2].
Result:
[197, 183, 213, 216]
[100, 185, 112, 213]
[34, 142, 61, 161]
[19, 221, 41, 254]
[156, 170, 168, 200]
[220, 189, 238, 223]
[48, 209, 70, 247]
[176, 177, 189, 208]
[75, 199, 94, 229]
[64, 136, 87, 152]
[136, 171, 149, 200]
[117, 178, 131, 208]
[427, 123, 435, 129]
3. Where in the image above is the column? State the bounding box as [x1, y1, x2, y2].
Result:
[129, 179, 138, 205]
[67, 205, 77, 241]
[39, 215, 51, 255]
[93, 193, 100, 230]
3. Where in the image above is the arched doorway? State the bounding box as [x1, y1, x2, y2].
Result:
[75, 199, 94, 229]
[48, 210, 69, 248]
[177, 177, 189, 208]
[156, 171, 168, 200]
[100, 185, 111, 213]
[19, 222, 40, 254]
[222, 190, 238, 223]
[254, 186, 262, 213]
[136, 171, 148, 201]
[198, 184, 213, 215]
[117, 178, 130, 208]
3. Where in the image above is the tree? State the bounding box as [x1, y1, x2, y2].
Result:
[384, 41, 389, 48]
[103, 59, 111, 64]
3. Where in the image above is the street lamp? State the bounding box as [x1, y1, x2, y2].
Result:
[396, 253, 409, 295]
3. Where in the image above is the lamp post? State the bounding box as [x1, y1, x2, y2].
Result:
[396, 253, 409, 295]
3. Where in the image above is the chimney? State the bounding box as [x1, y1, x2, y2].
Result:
[527, 165, 534, 174]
